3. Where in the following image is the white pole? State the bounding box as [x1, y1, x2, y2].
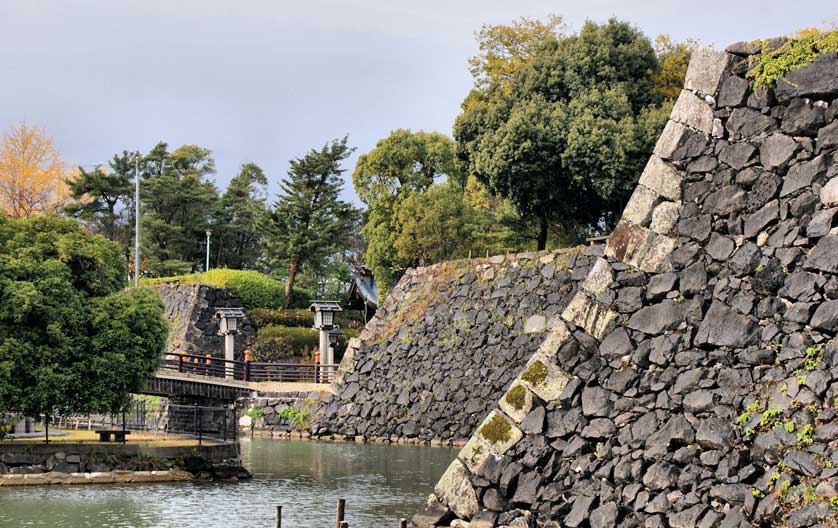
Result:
[134, 153, 140, 287]
[225, 333, 235, 379]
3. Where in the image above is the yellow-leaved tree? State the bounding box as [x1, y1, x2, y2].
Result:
[0, 122, 73, 218]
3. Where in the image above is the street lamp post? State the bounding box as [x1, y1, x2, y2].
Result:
[134, 153, 141, 287]
[206, 229, 212, 272]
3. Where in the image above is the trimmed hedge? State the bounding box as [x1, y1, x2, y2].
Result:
[252, 325, 358, 363]
[143, 269, 313, 310]
[250, 307, 366, 329]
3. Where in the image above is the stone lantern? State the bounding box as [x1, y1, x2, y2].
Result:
[216, 307, 245, 378]
[309, 301, 342, 369]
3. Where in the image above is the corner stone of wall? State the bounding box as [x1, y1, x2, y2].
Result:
[418, 43, 838, 528]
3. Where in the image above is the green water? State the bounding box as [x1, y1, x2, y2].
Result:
[0, 438, 457, 527]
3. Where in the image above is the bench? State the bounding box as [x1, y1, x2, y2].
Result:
[95, 429, 131, 442]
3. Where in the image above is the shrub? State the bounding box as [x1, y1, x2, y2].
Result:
[252, 325, 359, 363]
[749, 29, 838, 88]
[144, 269, 314, 309]
[249, 308, 367, 329]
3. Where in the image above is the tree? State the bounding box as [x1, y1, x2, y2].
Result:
[352, 130, 461, 294]
[141, 142, 219, 276]
[213, 163, 269, 269]
[653, 35, 696, 100]
[0, 122, 73, 219]
[263, 137, 359, 306]
[0, 214, 167, 420]
[65, 151, 135, 250]
[394, 181, 470, 265]
[469, 14, 566, 88]
[455, 18, 669, 249]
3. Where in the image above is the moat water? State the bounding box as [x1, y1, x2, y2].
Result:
[0, 438, 457, 527]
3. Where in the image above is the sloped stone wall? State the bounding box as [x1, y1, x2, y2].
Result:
[154, 283, 256, 360]
[417, 45, 838, 527]
[311, 249, 600, 443]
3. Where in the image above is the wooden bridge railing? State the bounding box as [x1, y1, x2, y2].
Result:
[160, 353, 338, 384]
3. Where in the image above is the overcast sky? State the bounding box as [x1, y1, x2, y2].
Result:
[1, 1, 835, 206]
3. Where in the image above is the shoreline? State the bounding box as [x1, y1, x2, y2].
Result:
[242, 429, 468, 448]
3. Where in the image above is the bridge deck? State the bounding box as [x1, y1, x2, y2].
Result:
[146, 370, 335, 400]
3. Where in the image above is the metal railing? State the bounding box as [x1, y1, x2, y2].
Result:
[160, 353, 338, 384]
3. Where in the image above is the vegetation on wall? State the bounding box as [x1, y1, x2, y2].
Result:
[748, 29, 838, 88]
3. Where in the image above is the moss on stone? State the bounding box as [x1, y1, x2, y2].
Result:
[749, 29, 838, 88]
[521, 360, 548, 386]
[480, 414, 512, 444]
[504, 385, 527, 411]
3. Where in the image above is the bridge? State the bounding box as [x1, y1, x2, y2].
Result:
[142, 353, 339, 403]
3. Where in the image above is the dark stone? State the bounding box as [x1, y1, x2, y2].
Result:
[726, 108, 777, 140]
[781, 98, 826, 136]
[752, 258, 785, 295]
[705, 185, 747, 215]
[811, 300, 838, 331]
[786, 502, 831, 528]
[627, 301, 686, 335]
[695, 301, 759, 348]
[780, 154, 829, 197]
[669, 504, 707, 528]
[759, 133, 798, 169]
[806, 208, 836, 238]
[677, 215, 713, 242]
[709, 483, 750, 504]
[775, 52, 838, 102]
[511, 471, 541, 505]
[643, 461, 680, 491]
[412, 500, 453, 528]
[717, 142, 757, 169]
[600, 328, 632, 358]
[743, 200, 779, 237]
[784, 450, 819, 477]
[589, 502, 619, 528]
[696, 417, 735, 450]
[564, 495, 595, 528]
[717, 75, 749, 107]
[679, 262, 707, 295]
[729, 242, 761, 276]
[707, 233, 735, 260]
[582, 418, 617, 439]
[805, 235, 838, 273]
[519, 406, 545, 435]
[746, 173, 780, 212]
[817, 119, 838, 153]
[581, 386, 613, 417]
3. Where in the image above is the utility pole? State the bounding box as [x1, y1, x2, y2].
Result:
[206, 229, 212, 272]
[134, 153, 141, 287]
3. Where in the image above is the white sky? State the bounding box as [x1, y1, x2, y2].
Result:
[1, 0, 835, 205]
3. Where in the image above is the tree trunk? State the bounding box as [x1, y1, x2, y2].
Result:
[537, 218, 548, 251]
[285, 257, 298, 306]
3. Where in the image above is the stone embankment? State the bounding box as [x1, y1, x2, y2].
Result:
[414, 44, 838, 527]
[309, 248, 601, 444]
[0, 442, 248, 486]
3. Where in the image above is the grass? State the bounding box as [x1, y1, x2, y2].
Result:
[3, 428, 218, 447]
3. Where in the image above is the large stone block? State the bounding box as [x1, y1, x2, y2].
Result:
[517, 353, 572, 402]
[582, 258, 614, 296]
[638, 234, 676, 273]
[650, 202, 681, 236]
[621, 185, 660, 227]
[434, 460, 479, 520]
[684, 47, 732, 97]
[498, 381, 534, 424]
[606, 222, 656, 269]
[561, 292, 619, 341]
[638, 155, 683, 201]
[654, 120, 708, 161]
[538, 321, 572, 358]
[671, 89, 715, 133]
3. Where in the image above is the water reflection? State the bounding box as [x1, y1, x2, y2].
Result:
[0, 439, 457, 527]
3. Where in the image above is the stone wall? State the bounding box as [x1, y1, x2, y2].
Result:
[416, 46, 838, 527]
[310, 249, 600, 443]
[154, 283, 256, 360]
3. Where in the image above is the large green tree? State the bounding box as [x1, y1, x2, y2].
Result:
[455, 18, 671, 249]
[212, 163, 269, 269]
[141, 142, 220, 276]
[263, 137, 359, 306]
[0, 214, 167, 419]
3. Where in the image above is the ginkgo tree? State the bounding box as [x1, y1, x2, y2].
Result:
[0, 122, 73, 219]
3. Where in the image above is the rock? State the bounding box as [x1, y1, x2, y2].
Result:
[524, 315, 547, 334]
[781, 98, 826, 136]
[695, 301, 759, 348]
[759, 133, 797, 169]
[743, 200, 778, 238]
[669, 504, 707, 528]
[677, 214, 712, 242]
[784, 450, 819, 477]
[564, 495, 595, 528]
[818, 120, 838, 153]
[696, 417, 735, 450]
[746, 173, 780, 212]
[434, 460, 479, 520]
[639, 155, 683, 201]
[821, 178, 838, 206]
[583, 259, 614, 296]
[647, 273, 678, 300]
[805, 235, 838, 273]
[679, 262, 707, 295]
[726, 108, 777, 140]
[671, 89, 715, 133]
[775, 52, 838, 102]
[752, 258, 785, 295]
[413, 499, 453, 528]
[684, 47, 731, 96]
[519, 406, 545, 435]
[785, 502, 831, 528]
[650, 202, 681, 235]
[582, 418, 617, 439]
[511, 471, 541, 505]
[627, 301, 686, 335]
[581, 386, 613, 417]
[589, 501, 619, 528]
[707, 233, 735, 260]
[718, 142, 757, 169]
[729, 242, 761, 276]
[780, 154, 829, 197]
[643, 461, 680, 491]
[717, 75, 749, 107]
[811, 300, 838, 331]
[779, 271, 822, 301]
[600, 328, 633, 358]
